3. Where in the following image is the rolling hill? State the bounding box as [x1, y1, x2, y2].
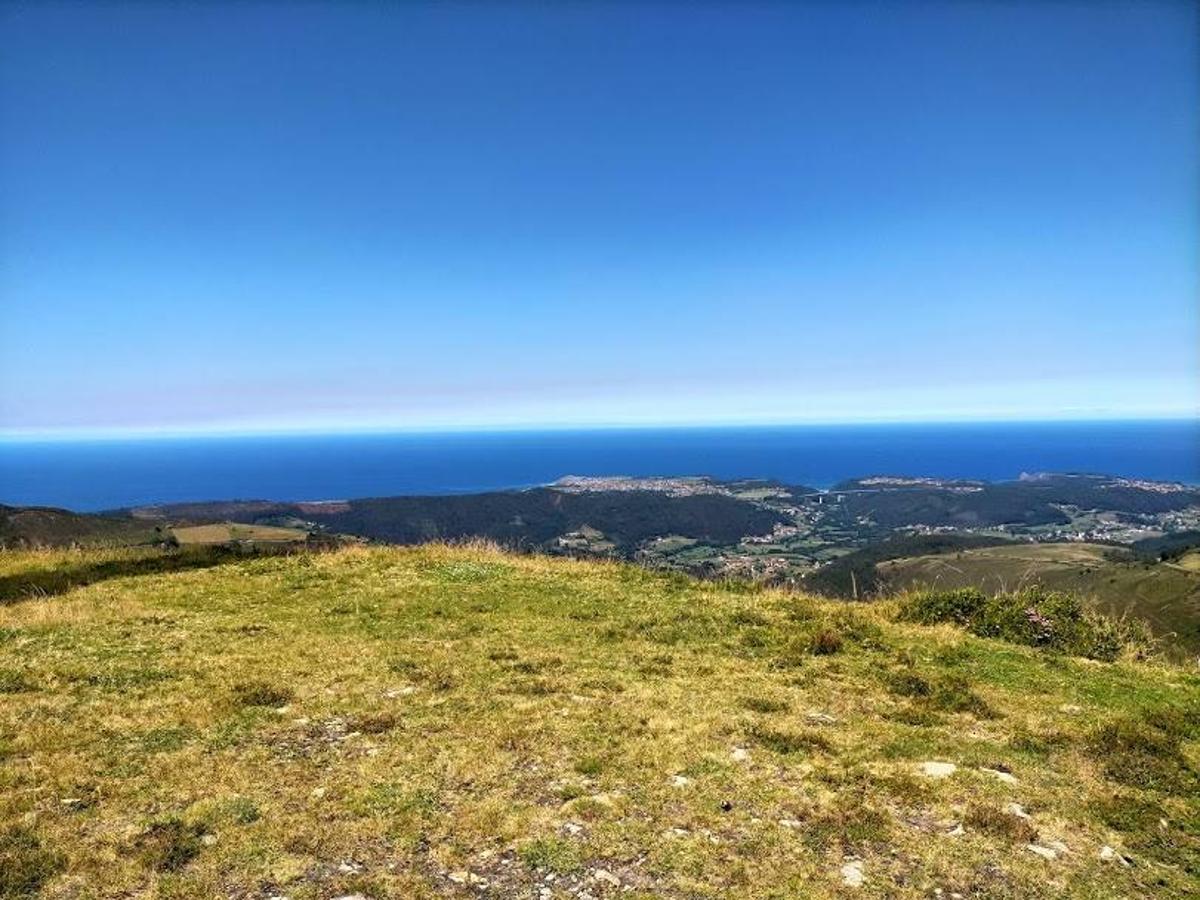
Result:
[877, 543, 1200, 658]
[1, 544, 1196, 898]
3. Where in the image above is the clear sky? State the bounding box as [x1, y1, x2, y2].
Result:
[1, 1, 1197, 437]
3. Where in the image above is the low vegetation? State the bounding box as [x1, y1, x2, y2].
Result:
[879, 543, 1200, 657]
[0, 544, 1196, 898]
[897, 586, 1153, 662]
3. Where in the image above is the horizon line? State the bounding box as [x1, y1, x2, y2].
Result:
[1, 411, 1196, 444]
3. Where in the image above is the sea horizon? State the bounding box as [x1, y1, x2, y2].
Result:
[2, 418, 1196, 512]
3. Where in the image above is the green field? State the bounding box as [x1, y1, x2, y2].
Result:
[1, 544, 1197, 898]
[171, 522, 309, 545]
[878, 543, 1200, 657]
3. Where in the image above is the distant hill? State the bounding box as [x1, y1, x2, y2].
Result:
[0, 503, 163, 549]
[133, 487, 789, 553]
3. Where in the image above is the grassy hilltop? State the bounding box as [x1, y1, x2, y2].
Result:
[1, 545, 1198, 899]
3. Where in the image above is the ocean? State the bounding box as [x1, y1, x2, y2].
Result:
[0, 420, 1196, 512]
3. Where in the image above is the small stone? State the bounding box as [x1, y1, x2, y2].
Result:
[201, 833, 217, 846]
[1005, 802, 1031, 820]
[806, 711, 838, 725]
[666, 827, 690, 837]
[1059, 704, 1082, 714]
[980, 767, 1018, 785]
[1099, 846, 1115, 861]
[592, 868, 621, 887]
[563, 822, 584, 835]
[779, 819, 802, 829]
[841, 859, 865, 888]
[1046, 839, 1069, 854]
[1027, 844, 1058, 860]
[448, 870, 469, 884]
[671, 774, 692, 788]
[946, 824, 965, 837]
[310, 787, 327, 800]
[919, 761, 957, 778]
[731, 747, 750, 762]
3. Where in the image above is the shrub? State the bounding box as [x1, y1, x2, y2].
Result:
[519, 837, 583, 874]
[964, 802, 1037, 843]
[802, 798, 891, 851]
[0, 827, 65, 898]
[885, 669, 995, 718]
[231, 681, 294, 708]
[1091, 793, 1200, 873]
[0, 669, 34, 694]
[740, 695, 789, 714]
[1087, 711, 1197, 794]
[748, 725, 831, 755]
[135, 819, 207, 872]
[350, 712, 400, 734]
[809, 628, 844, 655]
[899, 587, 987, 626]
[897, 586, 1148, 661]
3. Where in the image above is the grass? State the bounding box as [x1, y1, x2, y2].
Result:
[880, 542, 1200, 656]
[0, 543, 1197, 898]
[171, 522, 308, 545]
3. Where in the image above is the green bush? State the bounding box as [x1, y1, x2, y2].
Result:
[897, 586, 1148, 661]
[0, 827, 65, 898]
[1087, 710, 1197, 795]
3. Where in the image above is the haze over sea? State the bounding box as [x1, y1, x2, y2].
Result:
[0, 420, 1194, 513]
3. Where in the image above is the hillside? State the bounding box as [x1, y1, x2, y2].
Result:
[877, 543, 1200, 658]
[0, 504, 162, 550]
[1, 545, 1197, 898]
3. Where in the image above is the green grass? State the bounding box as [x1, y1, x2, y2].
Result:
[879, 543, 1200, 656]
[0, 543, 1197, 898]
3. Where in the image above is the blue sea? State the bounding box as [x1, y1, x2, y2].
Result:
[0, 420, 1196, 512]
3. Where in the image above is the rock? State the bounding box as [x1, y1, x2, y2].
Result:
[779, 819, 802, 829]
[1059, 704, 1082, 714]
[806, 711, 838, 725]
[841, 859, 865, 888]
[1005, 802, 1030, 820]
[665, 827, 689, 837]
[448, 871, 469, 884]
[1046, 839, 1069, 854]
[201, 833, 218, 846]
[310, 786, 327, 800]
[563, 821, 584, 836]
[919, 761, 957, 778]
[731, 747, 750, 762]
[1026, 844, 1058, 860]
[980, 767, 1018, 785]
[1099, 845, 1132, 867]
[592, 868, 621, 887]
[671, 774, 692, 788]
[946, 824, 965, 837]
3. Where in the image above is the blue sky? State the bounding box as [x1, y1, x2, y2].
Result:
[1, 2, 1196, 437]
